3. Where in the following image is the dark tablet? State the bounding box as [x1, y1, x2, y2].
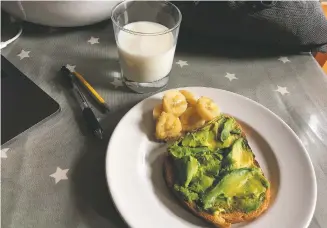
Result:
[1, 56, 60, 145]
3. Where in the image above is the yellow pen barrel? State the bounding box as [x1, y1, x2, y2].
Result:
[73, 72, 105, 104]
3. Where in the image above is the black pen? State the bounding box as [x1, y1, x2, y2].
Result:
[61, 66, 104, 139]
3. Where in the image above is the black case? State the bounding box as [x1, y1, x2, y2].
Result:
[1, 56, 60, 144]
[174, 1, 327, 52]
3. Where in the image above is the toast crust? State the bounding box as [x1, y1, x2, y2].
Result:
[162, 115, 271, 228]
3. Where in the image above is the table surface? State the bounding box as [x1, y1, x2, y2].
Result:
[1, 19, 327, 228]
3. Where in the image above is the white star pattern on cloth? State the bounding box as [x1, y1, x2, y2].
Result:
[278, 56, 290, 64]
[275, 86, 289, 95]
[225, 72, 238, 81]
[125, 81, 139, 87]
[176, 60, 188, 68]
[1, 148, 9, 159]
[50, 167, 69, 184]
[111, 78, 123, 88]
[110, 71, 121, 79]
[88, 37, 99, 45]
[17, 50, 30, 60]
[66, 64, 76, 72]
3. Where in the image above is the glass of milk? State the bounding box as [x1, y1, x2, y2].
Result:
[111, 1, 182, 93]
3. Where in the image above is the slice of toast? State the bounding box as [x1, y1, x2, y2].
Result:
[163, 115, 271, 228]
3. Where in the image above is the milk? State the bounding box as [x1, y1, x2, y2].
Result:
[117, 21, 176, 83]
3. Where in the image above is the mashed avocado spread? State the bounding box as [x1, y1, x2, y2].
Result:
[168, 115, 270, 214]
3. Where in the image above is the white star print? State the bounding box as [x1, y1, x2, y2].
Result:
[88, 37, 99, 45]
[1, 148, 9, 159]
[176, 60, 188, 68]
[111, 78, 123, 88]
[17, 50, 30, 60]
[225, 72, 238, 81]
[109, 71, 121, 79]
[66, 64, 76, 72]
[278, 57, 290, 64]
[275, 86, 289, 95]
[124, 81, 139, 88]
[50, 167, 69, 184]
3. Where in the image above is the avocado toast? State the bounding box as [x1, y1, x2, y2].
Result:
[163, 114, 271, 228]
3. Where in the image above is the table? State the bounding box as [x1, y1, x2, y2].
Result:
[1, 19, 327, 228]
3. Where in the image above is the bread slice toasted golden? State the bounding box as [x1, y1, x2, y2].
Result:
[163, 115, 271, 228]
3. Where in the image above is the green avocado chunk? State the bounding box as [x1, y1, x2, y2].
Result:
[180, 126, 216, 149]
[223, 138, 254, 171]
[189, 174, 215, 193]
[202, 168, 269, 212]
[195, 151, 222, 177]
[220, 118, 234, 141]
[219, 118, 242, 140]
[174, 185, 199, 201]
[174, 156, 199, 187]
[169, 145, 211, 158]
[231, 128, 242, 135]
[179, 116, 238, 150]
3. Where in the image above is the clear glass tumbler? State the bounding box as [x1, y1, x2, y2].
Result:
[111, 1, 182, 93]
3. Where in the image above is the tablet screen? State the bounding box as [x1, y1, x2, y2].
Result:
[1, 56, 60, 144]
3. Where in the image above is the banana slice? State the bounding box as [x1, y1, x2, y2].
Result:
[180, 107, 206, 131]
[156, 112, 182, 140]
[153, 103, 163, 120]
[162, 90, 188, 117]
[196, 96, 220, 121]
[180, 90, 198, 106]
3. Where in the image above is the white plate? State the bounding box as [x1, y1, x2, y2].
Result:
[106, 87, 317, 228]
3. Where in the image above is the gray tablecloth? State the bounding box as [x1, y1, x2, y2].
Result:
[1, 19, 327, 228]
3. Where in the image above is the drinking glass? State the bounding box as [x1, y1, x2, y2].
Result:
[111, 0, 182, 93]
